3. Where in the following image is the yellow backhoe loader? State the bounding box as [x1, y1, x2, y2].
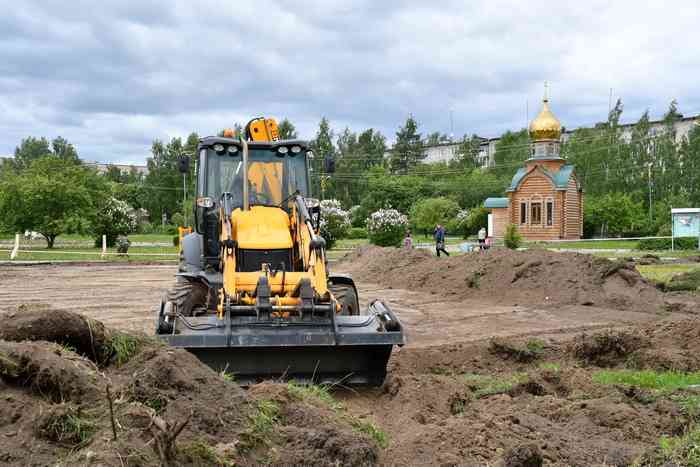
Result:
[156, 118, 404, 385]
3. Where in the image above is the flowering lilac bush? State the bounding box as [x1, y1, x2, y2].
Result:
[367, 208, 408, 247]
[319, 199, 350, 249]
[446, 209, 471, 238]
[91, 197, 137, 247]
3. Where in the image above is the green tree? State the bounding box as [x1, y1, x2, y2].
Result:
[409, 197, 460, 238]
[391, 115, 423, 173]
[454, 134, 482, 171]
[680, 123, 700, 205]
[584, 193, 645, 237]
[0, 157, 104, 247]
[143, 133, 198, 224]
[425, 132, 450, 145]
[310, 117, 335, 198]
[278, 118, 298, 139]
[51, 137, 80, 164]
[492, 129, 529, 177]
[13, 137, 52, 169]
[356, 128, 386, 169]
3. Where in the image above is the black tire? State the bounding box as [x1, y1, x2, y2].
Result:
[329, 283, 360, 316]
[164, 278, 209, 316]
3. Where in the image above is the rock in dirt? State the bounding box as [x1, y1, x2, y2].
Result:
[340, 246, 665, 312]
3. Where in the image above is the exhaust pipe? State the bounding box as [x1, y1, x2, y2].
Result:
[240, 136, 249, 211]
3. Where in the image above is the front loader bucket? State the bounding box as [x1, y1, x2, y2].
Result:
[157, 301, 404, 386]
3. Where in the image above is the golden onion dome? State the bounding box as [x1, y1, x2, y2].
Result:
[529, 98, 562, 141]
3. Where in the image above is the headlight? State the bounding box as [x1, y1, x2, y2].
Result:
[196, 197, 214, 208]
[277, 146, 289, 154]
[213, 144, 224, 153]
[290, 145, 301, 154]
[227, 145, 239, 154]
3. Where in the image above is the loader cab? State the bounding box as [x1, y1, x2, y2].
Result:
[194, 137, 313, 263]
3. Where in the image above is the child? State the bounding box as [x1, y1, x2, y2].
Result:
[403, 230, 413, 249]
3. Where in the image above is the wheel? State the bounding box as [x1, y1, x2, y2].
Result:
[164, 278, 209, 316]
[329, 283, 360, 316]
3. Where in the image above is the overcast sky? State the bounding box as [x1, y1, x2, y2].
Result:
[1, 1, 699, 164]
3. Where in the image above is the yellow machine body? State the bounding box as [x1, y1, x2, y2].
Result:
[247, 117, 280, 142]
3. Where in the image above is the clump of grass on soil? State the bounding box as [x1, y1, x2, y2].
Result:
[287, 381, 344, 411]
[489, 338, 545, 362]
[180, 439, 234, 466]
[593, 369, 700, 392]
[644, 426, 700, 467]
[109, 332, 144, 367]
[463, 372, 528, 398]
[239, 399, 281, 453]
[286, 382, 389, 448]
[36, 406, 97, 447]
[349, 418, 389, 449]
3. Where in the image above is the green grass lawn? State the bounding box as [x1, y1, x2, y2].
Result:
[637, 264, 700, 283]
[535, 239, 640, 250]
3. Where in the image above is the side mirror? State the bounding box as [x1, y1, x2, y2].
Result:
[324, 156, 336, 174]
[177, 156, 190, 174]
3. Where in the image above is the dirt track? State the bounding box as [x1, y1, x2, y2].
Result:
[0, 263, 687, 346]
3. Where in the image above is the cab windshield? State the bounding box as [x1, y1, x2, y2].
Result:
[204, 148, 309, 209]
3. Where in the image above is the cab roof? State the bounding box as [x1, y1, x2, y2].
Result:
[198, 136, 311, 152]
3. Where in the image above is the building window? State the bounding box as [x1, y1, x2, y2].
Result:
[546, 201, 553, 226]
[520, 202, 527, 224]
[531, 202, 542, 224]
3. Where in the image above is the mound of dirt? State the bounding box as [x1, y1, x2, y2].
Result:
[338, 319, 700, 466]
[0, 308, 382, 466]
[340, 246, 665, 312]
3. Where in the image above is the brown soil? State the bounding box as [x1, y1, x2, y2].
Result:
[341, 246, 666, 313]
[0, 309, 380, 466]
[339, 319, 700, 466]
[0, 256, 698, 466]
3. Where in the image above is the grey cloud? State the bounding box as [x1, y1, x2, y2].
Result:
[1, 0, 699, 161]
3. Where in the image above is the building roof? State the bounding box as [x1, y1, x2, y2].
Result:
[507, 164, 576, 192]
[484, 197, 509, 208]
[671, 208, 700, 214]
[529, 99, 562, 141]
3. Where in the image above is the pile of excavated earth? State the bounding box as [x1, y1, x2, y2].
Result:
[1, 247, 699, 466]
[0, 309, 380, 466]
[340, 246, 667, 313]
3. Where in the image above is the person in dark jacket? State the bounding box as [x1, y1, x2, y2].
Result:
[434, 224, 449, 257]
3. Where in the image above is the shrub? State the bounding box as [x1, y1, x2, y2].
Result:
[638, 237, 698, 251]
[504, 224, 522, 250]
[319, 199, 351, 250]
[445, 209, 470, 238]
[367, 208, 408, 247]
[347, 227, 367, 239]
[91, 197, 137, 247]
[171, 212, 185, 227]
[409, 197, 460, 236]
[465, 207, 489, 237]
[349, 205, 366, 228]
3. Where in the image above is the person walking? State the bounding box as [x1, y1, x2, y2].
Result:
[478, 227, 487, 251]
[403, 230, 413, 249]
[434, 224, 449, 257]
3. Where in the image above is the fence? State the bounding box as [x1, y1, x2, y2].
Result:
[2, 234, 178, 261]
